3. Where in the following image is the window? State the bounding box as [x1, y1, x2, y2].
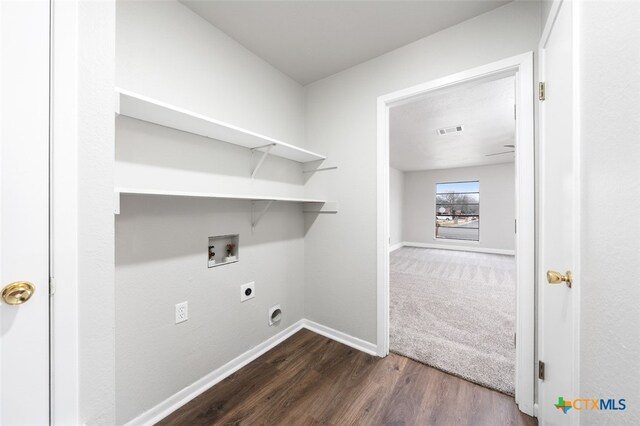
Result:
[436, 181, 479, 241]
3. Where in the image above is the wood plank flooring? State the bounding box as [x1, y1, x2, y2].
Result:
[158, 329, 537, 426]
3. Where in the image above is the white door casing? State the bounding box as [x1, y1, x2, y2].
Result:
[377, 52, 536, 416]
[538, 0, 580, 424]
[0, 0, 51, 424]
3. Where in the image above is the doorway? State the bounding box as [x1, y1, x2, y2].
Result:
[377, 53, 535, 415]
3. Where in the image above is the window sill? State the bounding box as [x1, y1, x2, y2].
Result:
[433, 238, 481, 245]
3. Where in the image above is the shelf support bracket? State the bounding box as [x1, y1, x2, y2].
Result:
[302, 166, 338, 174]
[251, 144, 276, 179]
[251, 200, 274, 231]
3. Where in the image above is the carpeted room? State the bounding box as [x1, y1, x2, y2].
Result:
[388, 76, 518, 395]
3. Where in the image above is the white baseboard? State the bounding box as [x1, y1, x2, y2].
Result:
[403, 241, 515, 256]
[389, 242, 404, 252]
[301, 319, 378, 356]
[125, 319, 377, 426]
[124, 320, 306, 426]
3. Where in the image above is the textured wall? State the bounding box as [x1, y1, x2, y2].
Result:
[115, 1, 307, 423]
[579, 2, 640, 424]
[115, 197, 304, 424]
[77, 1, 116, 424]
[304, 0, 540, 343]
[403, 163, 515, 252]
[116, 0, 304, 146]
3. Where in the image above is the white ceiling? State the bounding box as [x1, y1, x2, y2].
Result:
[180, 0, 511, 85]
[390, 76, 515, 171]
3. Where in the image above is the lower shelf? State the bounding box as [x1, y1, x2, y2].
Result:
[114, 187, 338, 216]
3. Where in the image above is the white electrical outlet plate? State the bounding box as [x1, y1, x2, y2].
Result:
[240, 282, 255, 302]
[175, 301, 188, 324]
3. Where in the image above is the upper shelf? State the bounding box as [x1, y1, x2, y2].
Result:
[115, 187, 327, 204]
[115, 88, 327, 164]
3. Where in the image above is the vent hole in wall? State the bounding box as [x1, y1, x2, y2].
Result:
[269, 305, 282, 326]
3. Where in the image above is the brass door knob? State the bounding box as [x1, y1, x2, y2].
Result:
[547, 270, 572, 288]
[1, 281, 36, 305]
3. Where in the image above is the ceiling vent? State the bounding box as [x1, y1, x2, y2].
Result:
[436, 125, 464, 136]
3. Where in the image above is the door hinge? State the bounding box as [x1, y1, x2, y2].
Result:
[515, 219, 517, 234]
[539, 360, 545, 380]
[514, 333, 517, 347]
[539, 82, 546, 101]
[514, 104, 517, 120]
[49, 277, 56, 296]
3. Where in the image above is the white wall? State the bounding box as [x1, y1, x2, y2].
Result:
[578, 2, 640, 423]
[115, 1, 307, 423]
[304, 0, 540, 343]
[403, 163, 515, 253]
[389, 167, 404, 247]
[541, 0, 553, 28]
[77, 2, 116, 422]
[116, 0, 304, 146]
[51, 1, 116, 424]
[115, 197, 304, 424]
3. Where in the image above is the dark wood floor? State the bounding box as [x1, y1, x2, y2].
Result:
[158, 329, 537, 426]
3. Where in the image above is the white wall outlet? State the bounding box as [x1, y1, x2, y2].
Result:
[240, 282, 255, 302]
[175, 301, 188, 324]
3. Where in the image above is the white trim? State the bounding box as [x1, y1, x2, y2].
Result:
[570, 0, 582, 420]
[377, 52, 536, 417]
[389, 242, 404, 252]
[124, 320, 306, 426]
[376, 93, 391, 358]
[403, 242, 515, 256]
[51, 1, 80, 424]
[302, 319, 378, 356]
[124, 318, 377, 426]
[432, 237, 480, 245]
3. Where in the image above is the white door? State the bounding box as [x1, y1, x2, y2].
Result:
[538, 1, 579, 425]
[0, 0, 51, 424]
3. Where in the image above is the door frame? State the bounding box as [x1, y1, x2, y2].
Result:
[376, 52, 536, 415]
[50, 0, 80, 423]
[537, 0, 581, 423]
[50, 0, 116, 424]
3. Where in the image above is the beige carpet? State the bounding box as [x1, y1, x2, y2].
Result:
[390, 247, 516, 395]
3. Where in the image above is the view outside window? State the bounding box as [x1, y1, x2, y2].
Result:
[435, 181, 479, 241]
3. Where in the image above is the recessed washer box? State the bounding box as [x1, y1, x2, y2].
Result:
[208, 234, 239, 268]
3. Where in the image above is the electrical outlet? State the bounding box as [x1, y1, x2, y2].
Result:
[240, 282, 255, 302]
[175, 301, 188, 324]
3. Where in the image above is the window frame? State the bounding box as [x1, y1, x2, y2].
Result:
[434, 180, 480, 242]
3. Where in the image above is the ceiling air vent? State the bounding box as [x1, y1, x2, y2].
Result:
[436, 125, 464, 136]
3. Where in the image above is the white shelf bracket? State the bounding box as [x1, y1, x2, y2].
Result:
[251, 200, 274, 231]
[302, 166, 338, 174]
[251, 144, 276, 179]
[302, 201, 339, 213]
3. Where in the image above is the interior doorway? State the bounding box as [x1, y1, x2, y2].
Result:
[377, 53, 535, 415]
[388, 75, 518, 395]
